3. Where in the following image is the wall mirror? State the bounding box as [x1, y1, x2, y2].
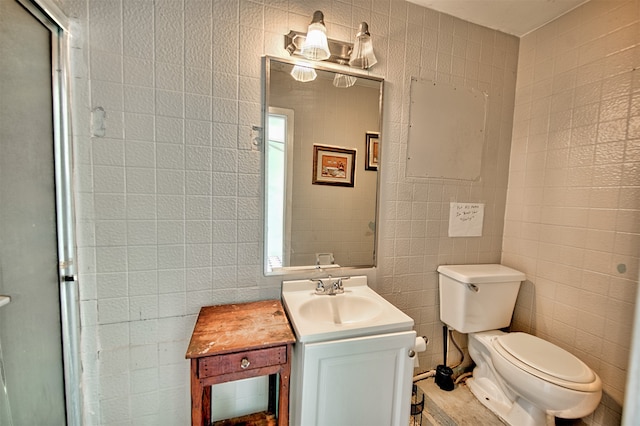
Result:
[263, 56, 383, 275]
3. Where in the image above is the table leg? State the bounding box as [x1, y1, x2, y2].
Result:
[277, 345, 292, 426]
[190, 360, 211, 426]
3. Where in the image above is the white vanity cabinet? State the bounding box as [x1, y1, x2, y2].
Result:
[282, 276, 418, 426]
[290, 330, 416, 426]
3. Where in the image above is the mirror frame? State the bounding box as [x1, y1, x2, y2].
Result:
[262, 55, 384, 276]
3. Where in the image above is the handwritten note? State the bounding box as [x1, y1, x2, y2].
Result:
[448, 202, 484, 237]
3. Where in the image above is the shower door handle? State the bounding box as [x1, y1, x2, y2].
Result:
[0, 295, 10, 308]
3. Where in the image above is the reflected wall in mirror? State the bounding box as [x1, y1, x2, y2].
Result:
[264, 57, 383, 274]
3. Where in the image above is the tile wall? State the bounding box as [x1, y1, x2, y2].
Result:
[62, 0, 519, 424]
[503, 0, 640, 424]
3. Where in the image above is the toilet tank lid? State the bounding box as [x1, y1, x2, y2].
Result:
[437, 264, 526, 283]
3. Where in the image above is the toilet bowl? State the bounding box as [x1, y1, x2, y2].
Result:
[437, 264, 602, 426]
[467, 330, 602, 426]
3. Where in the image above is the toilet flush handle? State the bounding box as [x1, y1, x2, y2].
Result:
[466, 283, 479, 292]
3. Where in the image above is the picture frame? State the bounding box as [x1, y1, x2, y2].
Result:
[365, 132, 379, 171]
[312, 145, 356, 187]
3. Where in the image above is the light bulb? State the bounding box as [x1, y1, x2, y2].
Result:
[301, 11, 331, 61]
[349, 22, 377, 69]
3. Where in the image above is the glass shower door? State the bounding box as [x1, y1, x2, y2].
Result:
[0, 0, 67, 424]
[0, 305, 12, 426]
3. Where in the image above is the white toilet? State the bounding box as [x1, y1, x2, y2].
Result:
[437, 264, 602, 426]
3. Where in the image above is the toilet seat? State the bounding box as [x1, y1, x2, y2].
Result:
[492, 332, 600, 392]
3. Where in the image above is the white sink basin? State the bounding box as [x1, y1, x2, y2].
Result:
[0, 296, 10, 308]
[298, 295, 384, 325]
[282, 276, 413, 343]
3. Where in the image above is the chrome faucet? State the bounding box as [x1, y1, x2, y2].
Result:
[331, 278, 344, 295]
[312, 276, 346, 295]
[314, 279, 326, 294]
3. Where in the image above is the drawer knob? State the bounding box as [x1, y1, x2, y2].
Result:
[240, 357, 251, 369]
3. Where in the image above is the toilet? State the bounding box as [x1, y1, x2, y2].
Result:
[437, 264, 602, 426]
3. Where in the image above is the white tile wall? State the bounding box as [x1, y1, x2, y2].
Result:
[504, 0, 639, 424]
[60, 0, 627, 424]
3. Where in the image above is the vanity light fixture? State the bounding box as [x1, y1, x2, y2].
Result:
[285, 14, 365, 67]
[301, 11, 331, 61]
[284, 13, 377, 71]
[349, 22, 377, 69]
[290, 64, 317, 82]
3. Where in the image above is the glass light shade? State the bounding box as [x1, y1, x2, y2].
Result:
[301, 11, 331, 61]
[290, 64, 317, 82]
[349, 22, 377, 69]
[333, 73, 357, 88]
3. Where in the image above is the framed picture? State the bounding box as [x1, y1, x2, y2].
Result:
[312, 145, 356, 187]
[365, 132, 379, 171]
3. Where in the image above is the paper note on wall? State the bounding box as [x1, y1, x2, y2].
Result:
[448, 202, 484, 237]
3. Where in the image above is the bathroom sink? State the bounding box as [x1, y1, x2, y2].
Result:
[282, 276, 413, 343]
[298, 295, 384, 325]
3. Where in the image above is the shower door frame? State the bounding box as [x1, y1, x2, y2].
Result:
[15, 0, 82, 425]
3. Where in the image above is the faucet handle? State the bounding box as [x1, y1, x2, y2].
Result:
[312, 279, 325, 294]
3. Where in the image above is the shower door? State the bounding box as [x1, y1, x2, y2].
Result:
[0, 0, 67, 424]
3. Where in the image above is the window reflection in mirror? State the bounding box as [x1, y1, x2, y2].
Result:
[266, 108, 294, 270]
[264, 57, 383, 275]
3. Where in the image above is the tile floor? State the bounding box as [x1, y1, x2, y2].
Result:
[414, 377, 503, 425]
[413, 378, 589, 426]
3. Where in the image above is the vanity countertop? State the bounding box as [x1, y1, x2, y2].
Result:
[186, 299, 295, 359]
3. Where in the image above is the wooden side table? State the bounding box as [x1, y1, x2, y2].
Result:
[186, 300, 296, 426]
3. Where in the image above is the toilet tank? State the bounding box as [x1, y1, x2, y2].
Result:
[437, 264, 526, 333]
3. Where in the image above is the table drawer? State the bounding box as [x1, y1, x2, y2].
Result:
[199, 346, 287, 377]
